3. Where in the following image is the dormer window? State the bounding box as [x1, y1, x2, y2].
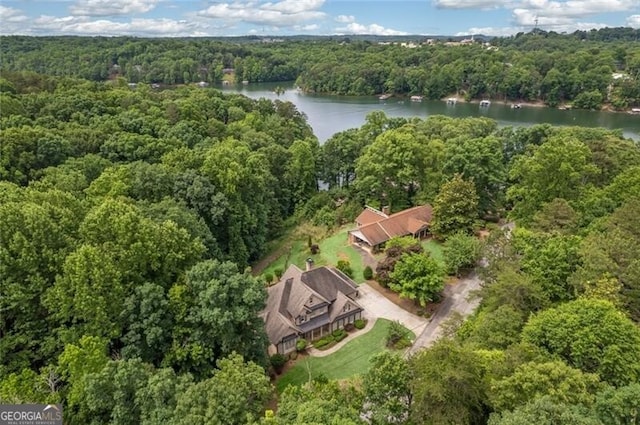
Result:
[299, 315, 306, 324]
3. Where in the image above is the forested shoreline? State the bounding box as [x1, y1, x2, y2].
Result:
[1, 31, 640, 424]
[1, 27, 640, 109]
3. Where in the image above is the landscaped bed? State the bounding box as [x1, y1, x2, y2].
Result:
[276, 318, 414, 392]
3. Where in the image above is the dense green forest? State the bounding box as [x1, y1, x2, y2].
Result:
[1, 53, 640, 425]
[2, 27, 640, 108]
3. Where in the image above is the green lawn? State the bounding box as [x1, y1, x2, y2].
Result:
[261, 226, 366, 283]
[422, 239, 444, 265]
[317, 228, 366, 282]
[276, 318, 413, 392]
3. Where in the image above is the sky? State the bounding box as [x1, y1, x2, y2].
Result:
[0, 0, 639, 38]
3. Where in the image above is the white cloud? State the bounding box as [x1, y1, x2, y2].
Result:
[335, 15, 355, 23]
[31, 15, 207, 37]
[336, 22, 408, 36]
[456, 26, 525, 36]
[70, 0, 159, 16]
[628, 14, 640, 28]
[509, 0, 637, 32]
[262, 0, 324, 14]
[458, 20, 609, 36]
[519, 0, 636, 17]
[0, 5, 29, 34]
[0, 5, 28, 22]
[295, 24, 320, 31]
[197, 0, 326, 27]
[434, 0, 510, 9]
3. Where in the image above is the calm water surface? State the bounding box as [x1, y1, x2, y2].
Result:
[221, 82, 640, 143]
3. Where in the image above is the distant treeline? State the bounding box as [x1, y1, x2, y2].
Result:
[1, 27, 640, 108]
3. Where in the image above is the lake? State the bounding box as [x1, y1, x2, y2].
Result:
[221, 82, 640, 143]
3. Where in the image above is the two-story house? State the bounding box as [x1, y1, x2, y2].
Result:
[261, 264, 363, 355]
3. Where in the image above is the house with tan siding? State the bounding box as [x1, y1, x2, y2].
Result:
[261, 264, 363, 355]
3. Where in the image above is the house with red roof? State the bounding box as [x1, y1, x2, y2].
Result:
[348, 204, 433, 252]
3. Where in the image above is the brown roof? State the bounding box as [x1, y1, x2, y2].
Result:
[355, 206, 388, 226]
[262, 265, 362, 346]
[353, 204, 432, 247]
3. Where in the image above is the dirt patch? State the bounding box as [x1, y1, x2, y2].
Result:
[337, 252, 350, 261]
[252, 243, 291, 275]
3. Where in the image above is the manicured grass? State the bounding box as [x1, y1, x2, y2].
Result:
[317, 227, 366, 282]
[422, 239, 444, 266]
[261, 226, 367, 283]
[276, 318, 414, 392]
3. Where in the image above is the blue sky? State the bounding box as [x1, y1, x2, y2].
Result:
[1, 0, 639, 37]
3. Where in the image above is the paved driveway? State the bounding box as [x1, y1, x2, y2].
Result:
[406, 271, 481, 356]
[357, 283, 429, 337]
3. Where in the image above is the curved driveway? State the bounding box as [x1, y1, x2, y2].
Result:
[357, 283, 429, 337]
[406, 271, 482, 356]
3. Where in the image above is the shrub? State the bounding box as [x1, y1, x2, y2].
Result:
[394, 337, 412, 350]
[296, 338, 307, 352]
[270, 353, 287, 374]
[344, 323, 355, 332]
[312, 205, 336, 227]
[386, 320, 409, 348]
[263, 272, 273, 285]
[314, 336, 333, 349]
[354, 319, 366, 329]
[336, 260, 354, 278]
[310, 244, 320, 254]
[443, 232, 482, 276]
[332, 329, 348, 342]
[313, 373, 329, 384]
[274, 267, 284, 280]
[332, 328, 346, 338]
[289, 351, 298, 360]
[363, 265, 373, 280]
[334, 332, 348, 342]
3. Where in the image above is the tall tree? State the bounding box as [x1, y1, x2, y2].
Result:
[522, 298, 640, 386]
[507, 136, 598, 224]
[172, 354, 271, 425]
[430, 173, 479, 239]
[571, 199, 640, 321]
[443, 135, 506, 215]
[166, 260, 268, 377]
[389, 253, 445, 307]
[364, 351, 412, 424]
[488, 361, 601, 412]
[410, 340, 488, 425]
[355, 125, 427, 210]
[488, 396, 600, 425]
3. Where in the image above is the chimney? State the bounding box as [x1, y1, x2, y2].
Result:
[305, 258, 314, 271]
[382, 205, 390, 216]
